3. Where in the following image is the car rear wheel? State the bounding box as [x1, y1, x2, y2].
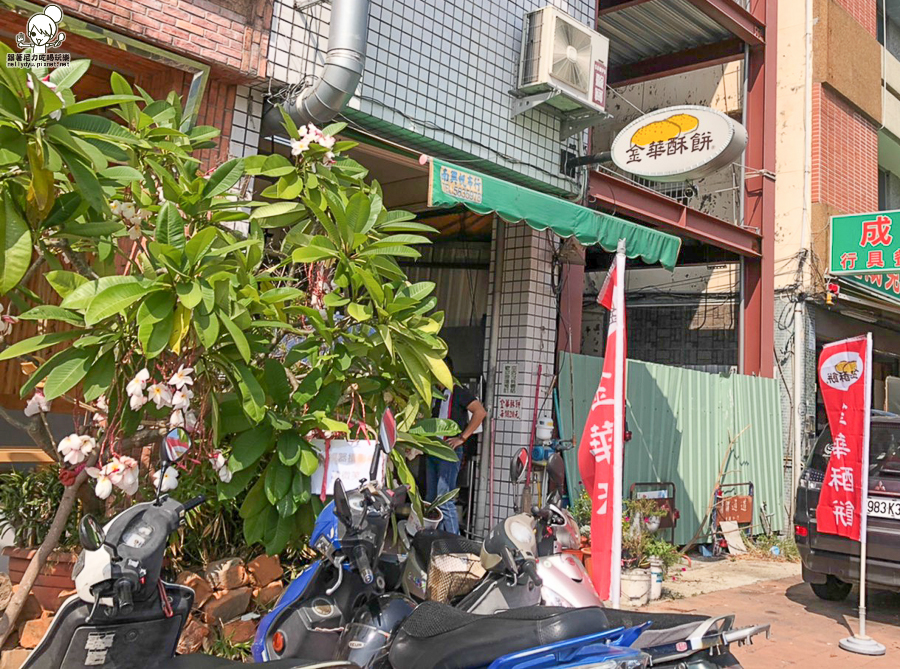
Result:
[810, 576, 852, 601]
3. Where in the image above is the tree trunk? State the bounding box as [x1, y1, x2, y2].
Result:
[0, 468, 87, 646]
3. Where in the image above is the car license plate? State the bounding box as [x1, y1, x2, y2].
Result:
[867, 496, 900, 519]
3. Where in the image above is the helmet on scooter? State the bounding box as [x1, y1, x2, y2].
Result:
[335, 593, 416, 669]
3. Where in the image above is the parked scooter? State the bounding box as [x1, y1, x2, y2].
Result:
[253, 409, 409, 663]
[22, 427, 354, 669]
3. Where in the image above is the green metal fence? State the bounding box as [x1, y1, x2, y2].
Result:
[558, 353, 784, 545]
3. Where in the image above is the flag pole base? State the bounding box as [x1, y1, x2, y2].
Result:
[839, 635, 886, 656]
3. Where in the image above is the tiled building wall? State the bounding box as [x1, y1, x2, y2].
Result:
[811, 84, 879, 215]
[582, 302, 739, 369]
[269, 0, 594, 193]
[477, 221, 558, 534]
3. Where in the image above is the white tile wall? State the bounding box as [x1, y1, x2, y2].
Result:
[477, 219, 558, 534]
[229, 86, 265, 159]
[267, 0, 596, 194]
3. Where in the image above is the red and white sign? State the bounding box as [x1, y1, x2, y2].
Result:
[816, 335, 872, 541]
[577, 244, 627, 603]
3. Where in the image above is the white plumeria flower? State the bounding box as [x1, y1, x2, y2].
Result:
[129, 392, 148, 411]
[85, 467, 113, 500]
[58, 434, 84, 465]
[147, 383, 173, 409]
[319, 134, 336, 150]
[290, 138, 310, 156]
[118, 456, 139, 495]
[218, 467, 232, 483]
[168, 365, 194, 389]
[126, 369, 150, 397]
[152, 467, 179, 492]
[79, 435, 97, 456]
[171, 388, 193, 411]
[24, 391, 51, 417]
[208, 451, 232, 483]
[127, 223, 143, 241]
[93, 396, 108, 425]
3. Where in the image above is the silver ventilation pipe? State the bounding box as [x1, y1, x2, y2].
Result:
[262, 0, 370, 137]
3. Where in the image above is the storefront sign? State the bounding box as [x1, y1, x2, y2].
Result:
[842, 273, 900, 304]
[610, 105, 747, 183]
[830, 211, 900, 275]
[816, 335, 872, 541]
[438, 165, 482, 204]
[498, 397, 522, 420]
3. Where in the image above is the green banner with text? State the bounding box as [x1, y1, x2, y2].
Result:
[830, 210, 900, 275]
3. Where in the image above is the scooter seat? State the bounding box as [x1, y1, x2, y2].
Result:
[388, 601, 610, 669]
[601, 608, 718, 649]
[169, 656, 356, 668]
[412, 529, 481, 567]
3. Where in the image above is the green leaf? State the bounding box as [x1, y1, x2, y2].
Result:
[264, 459, 293, 504]
[82, 350, 114, 402]
[228, 423, 274, 472]
[57, 147, 109, 215]
[264, 359, 292, 407]
[99, 166, 144, 182]
[18, 305, 83, 326]
[240, 477, 269, 520]
[176, 281, 203, 309]
[193, 309, 219, 349]
[203, 158, 244, 199]
[299, 444, 319, 476]
[220, 312, 251, 363]
[251, 202, 305, 220]
[345, 192, 372, 234]
[49, 60, 91, 90]
[84, 281, 156, 325]
[42, 348, 93, 399]
[260, 287, 305, 305]
[265, 515, 294, 556]
[61, 275, 141, 311]
[65, 94, 143, 115]
[60, 220, 126, 237]
[0, 330, 84, 361]
[410, 418, 460, 437]
[292, 470, 311, 504]
[45, 270, 87, 299]
[217, 465, 257, 500]
[155, 201, 186, 249]
[359, 245, 422, 259]
[0, 192, 32, 295]
[277, 491, 298, 518]
[231, 361, 266, 423]
[185, 228, 217, 264]
[292, 246, 338, 263]
[277, 431, 303, 466]
[137, 292, 175, 358]
[400, 281, 436, 302]
[346, 302, 372, 322]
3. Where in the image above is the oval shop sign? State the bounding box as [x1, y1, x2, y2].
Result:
[610, 105, 747, 182]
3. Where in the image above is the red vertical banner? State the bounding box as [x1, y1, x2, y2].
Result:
[578, 244, 626, 603]
[816, 335, 872, 541]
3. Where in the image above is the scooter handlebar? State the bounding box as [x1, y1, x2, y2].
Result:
[521, 559, 542, 587]
[115, 578, 134, 616]
[183, 495, 206, 513]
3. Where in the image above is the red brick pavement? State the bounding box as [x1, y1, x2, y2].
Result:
[648, 576, 900, 667]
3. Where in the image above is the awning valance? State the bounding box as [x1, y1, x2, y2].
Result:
[427, 158, 682, 270]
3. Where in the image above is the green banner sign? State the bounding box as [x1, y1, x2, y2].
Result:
[842, 273, 900, 305]
[830, 210, 900, 275]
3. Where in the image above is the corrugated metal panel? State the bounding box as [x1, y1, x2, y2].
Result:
[599, 0, 735, 66]
[558, 353, 783, 545]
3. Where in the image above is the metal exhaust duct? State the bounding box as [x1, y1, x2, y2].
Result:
[262, 0, 369, 136]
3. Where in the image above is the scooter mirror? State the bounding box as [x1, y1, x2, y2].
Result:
[333, 478, 354, 528]
[79, 515, 105, 552]
[509, 448, 529, 483]
[379, 408, 396, 454]
[547, 452, 566, 491]
[163, 427, 191, 464]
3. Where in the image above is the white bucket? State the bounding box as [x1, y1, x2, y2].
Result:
[648, 557, 664, 601]
[620, 568, 651, 607]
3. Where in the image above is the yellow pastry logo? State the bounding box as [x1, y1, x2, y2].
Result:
[631, 113, 700, 147]
[821, 351, 863, 391]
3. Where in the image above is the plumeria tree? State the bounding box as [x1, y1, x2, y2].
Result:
[0, 49, 457, 643]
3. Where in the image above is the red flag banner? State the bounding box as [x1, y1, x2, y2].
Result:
[816, 335, 872, 541]
[578, 249, 626, 601]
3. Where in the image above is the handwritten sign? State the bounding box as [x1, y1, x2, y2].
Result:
[310, 439, 380, 494]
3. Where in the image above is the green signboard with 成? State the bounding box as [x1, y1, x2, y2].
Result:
[830, 210, 900, 275]
[843, 273, 900, 306]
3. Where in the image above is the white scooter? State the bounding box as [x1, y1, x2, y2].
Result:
[22, 428, 353, 669]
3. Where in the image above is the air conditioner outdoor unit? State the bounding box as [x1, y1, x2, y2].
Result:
[513, 5, 611, 139]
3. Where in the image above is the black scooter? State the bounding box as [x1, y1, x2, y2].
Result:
[21, 426, 355, 669]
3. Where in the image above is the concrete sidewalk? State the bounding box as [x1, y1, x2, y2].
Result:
[649, 576, 900, 667]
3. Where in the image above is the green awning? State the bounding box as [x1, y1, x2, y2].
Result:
[427, 158, 682, 270]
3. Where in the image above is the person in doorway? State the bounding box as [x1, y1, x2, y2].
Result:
[426, 356, 487, 534]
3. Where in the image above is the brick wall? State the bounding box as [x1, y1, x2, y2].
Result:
[811, 84, 879, 215]
[832, 0, 877, 37]
[52, 0, 271, 78]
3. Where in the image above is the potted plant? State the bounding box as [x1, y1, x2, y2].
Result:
[408, 488, 459, 531]
[619, 498, 668, 606]
[0, 465, 82, 611]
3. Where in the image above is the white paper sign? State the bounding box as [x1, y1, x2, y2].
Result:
[498, 397, 522, 420]
[310, 439, 382, 494]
